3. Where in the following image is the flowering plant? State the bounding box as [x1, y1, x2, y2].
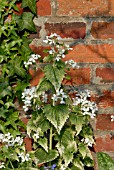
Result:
[21, 34, 98, 169]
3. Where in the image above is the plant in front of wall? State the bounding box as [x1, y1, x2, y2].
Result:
[21, 34, 98, 170]
[0, 0, 39, 169]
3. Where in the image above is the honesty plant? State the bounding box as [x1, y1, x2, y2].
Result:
[21, 34, 98, 170]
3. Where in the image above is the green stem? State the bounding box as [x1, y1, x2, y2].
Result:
[49, 126, 53, 151]
[9, 160, 14, 169]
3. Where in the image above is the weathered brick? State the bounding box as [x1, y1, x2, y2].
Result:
[45, 22, 86, 39]
[23, 138, 33, 151]
[91, 22, 114, 39]
[96, 68, 114, 83]
[94, 134, 114, 152]
[65, 44, 114, 63]
[57, 0, 114, 17]
[96, 114, 114, 130]
[63, 68, 90, 85]
[97, 91, 114, 108]
[29, 68, 44, 86]
[36, 0, 51, 16]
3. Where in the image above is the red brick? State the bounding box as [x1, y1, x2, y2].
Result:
[21, 118, 29, 125]
[97, 91, 114, 108]
[91, 22, 114, 39]
[63, 68, 90, 85]
[29, 68, 44, 86]
[57, 0, 114, 17]
[23, 138, 33, 151]
[64, 44, 114, 63]
[94, 134, 114, 152]
[36, 0, 51, 16]
[96, 68, 114, 83]
[96, 114, 114, 130]
[29, 45, 50, 57]
[45, 22, 86, 39]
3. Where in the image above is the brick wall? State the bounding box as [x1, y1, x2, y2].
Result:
[24, 0, 114, 169]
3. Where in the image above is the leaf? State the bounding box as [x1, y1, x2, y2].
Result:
[14, 12, 36, 32]
[37, 78, 55, 93]
[43, 104, 69, 134]
[97, 152, 114, 170]
[70, 114, 84, 135]
[35, 148, 58, 164]
[22, 0, 37, 14]
[73, 158, 84, 170]
[44, 65, 65, 90]
[38, 137, 48, 152]
[63, 150, 74, 167]
[78, 143, 87, 159]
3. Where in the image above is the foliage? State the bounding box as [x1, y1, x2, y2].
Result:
[97, 152, 114, 170]
[21, 34, 98, 169]
[0, 0, 98, 169]
[0, 0, 38, 169]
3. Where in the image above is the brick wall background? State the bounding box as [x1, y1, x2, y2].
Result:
[21, 0, 114, 169]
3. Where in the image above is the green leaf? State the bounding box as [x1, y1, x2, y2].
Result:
[73, 158, 84, 170]
[14, 12, 36, 32]
[44, 65, 65, 90]
[78, 143, 87, 159]
[37, 78, 55, 93]
[22, 0, 37, 14]
[35, 148, 58, 164]
[38, 137, 48, 152]
[63, 150, 74, 167]
[97, 152, 114, 170]
[70, 114, 84, 135]
[43, 104, 69, 134]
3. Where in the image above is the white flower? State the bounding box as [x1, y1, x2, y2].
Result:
[41, 92, 48, 103]
[22, 86, 37, 112]
[0, 162, 5, 168]
[84, 138, 93, 147]
[33, 133, 39, 140]
[111, 115, 114, 122]
[65, 59, 79, 68]
[51, 89, 67, 104]
[15, 136, 23, 146]
[24, 54, 41, 67]
[18, 153, 30, 162]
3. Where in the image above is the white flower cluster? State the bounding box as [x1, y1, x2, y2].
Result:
[43, 33, 72, 62]
[111, 115, 114, 122]
[0, 132, 23, 147]
[22, 86, 37, 112]
[73, 90, 98, 119]
[65, 59, 79, 68]
[41, 91, 48, 103]
[0, 162, 5, 169]
[24, 54, 41, 68]
[43, 33, 62, 45]
[81, 138, 93, 147]
[18, 153, 30, 162]
[51, 89, 68, 104]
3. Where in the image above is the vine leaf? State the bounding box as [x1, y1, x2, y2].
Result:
[97, 152, 114, 170]
[35, 148, 58, 164]
[43, 104, 69, 134]
[44, 65, 65, 90]
[14, 12, 36, 32]
[22, 0, 37, 14]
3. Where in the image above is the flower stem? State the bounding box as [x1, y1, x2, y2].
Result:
[49, 126, 52, 151]
[10, 160, 14, 169]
